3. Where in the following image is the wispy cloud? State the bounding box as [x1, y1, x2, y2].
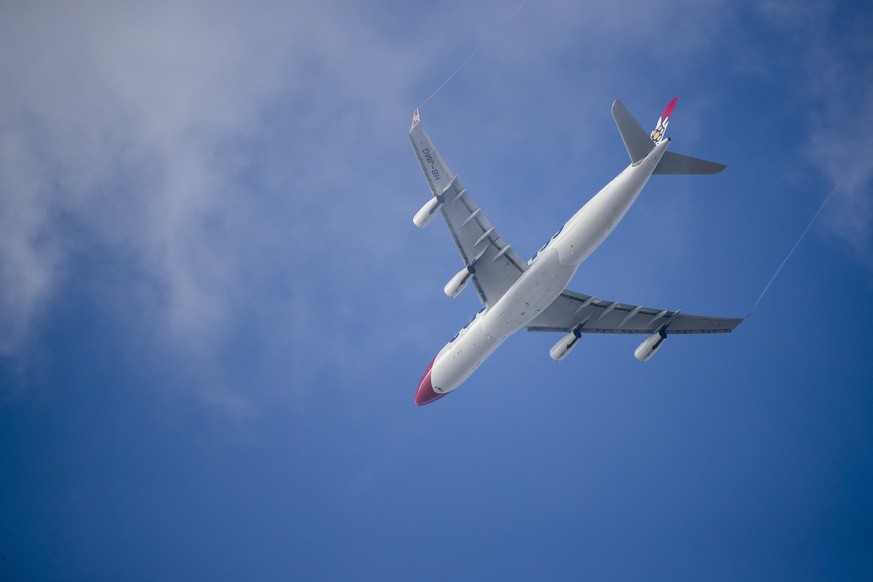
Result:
[0, 0, 422, 411]
[757, 1, 873, 267]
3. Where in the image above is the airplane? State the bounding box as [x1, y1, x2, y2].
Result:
[409, 98, 743, 405]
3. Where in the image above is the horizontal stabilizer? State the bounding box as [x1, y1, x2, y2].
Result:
[612, 99, 654, 164]
[654, 151, 726, 175]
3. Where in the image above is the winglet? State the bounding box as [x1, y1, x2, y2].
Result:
[411, 108, 420, 130]
[650, 96, 677, 144]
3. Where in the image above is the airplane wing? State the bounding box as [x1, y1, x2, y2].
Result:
[527, 288, 743, 335]
[409, 110, 528, 306]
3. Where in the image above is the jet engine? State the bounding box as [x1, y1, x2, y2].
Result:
[444, 267, 473, 298]
[549, 329, 582, 362]
[413, 196, 442, 228]
[634, 330, 667, 362]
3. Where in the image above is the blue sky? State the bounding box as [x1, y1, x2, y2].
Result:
[2, 0, 872, 579]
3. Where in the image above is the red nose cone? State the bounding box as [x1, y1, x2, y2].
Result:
[414, 357, 446, 406]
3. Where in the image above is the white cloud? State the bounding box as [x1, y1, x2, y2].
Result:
[0, 0, 423, 410]
[757, 1, 873, 267]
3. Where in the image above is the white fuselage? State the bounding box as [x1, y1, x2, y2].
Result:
[428, 139, 670, 395]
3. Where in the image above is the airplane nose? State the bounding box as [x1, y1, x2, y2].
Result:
[414, 357, 446, 406]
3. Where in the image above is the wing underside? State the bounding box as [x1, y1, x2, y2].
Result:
[528, 289, 743, 335]
[409, 113, 528, 306]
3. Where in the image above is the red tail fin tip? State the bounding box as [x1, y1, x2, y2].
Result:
[661, 96, 678, 123]
[651, 96, 678, 143]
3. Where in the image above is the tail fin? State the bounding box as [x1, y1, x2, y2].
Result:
[650, 96, 677, 144]
[611, 97, 726, 175]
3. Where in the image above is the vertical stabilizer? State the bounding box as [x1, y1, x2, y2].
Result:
[650, 96, 677, 143]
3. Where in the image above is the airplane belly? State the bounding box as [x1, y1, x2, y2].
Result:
[557, 167, 653, 267]
[481, 250, 574, 339]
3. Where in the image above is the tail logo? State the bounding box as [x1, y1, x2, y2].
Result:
[650, 96, 678, 144]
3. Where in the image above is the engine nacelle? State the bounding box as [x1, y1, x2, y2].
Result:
[634, 330, 667, 362]
[549, 330, 581, 362]
[444, 267, 473, 298]
[413, 196, 442, 228]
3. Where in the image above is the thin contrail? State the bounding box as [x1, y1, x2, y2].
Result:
[419, 0, 529, 109]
